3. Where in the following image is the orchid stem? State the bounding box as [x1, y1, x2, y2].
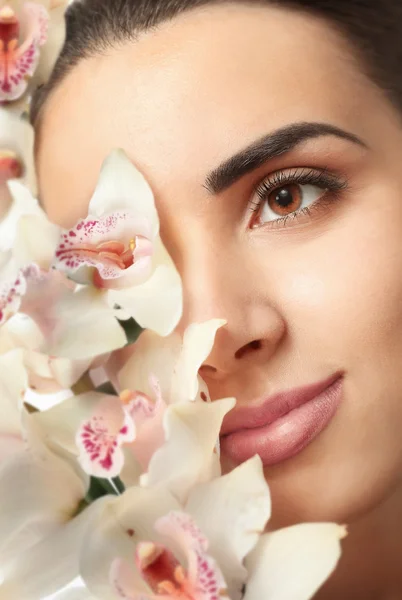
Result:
[108, 478, 121, 495]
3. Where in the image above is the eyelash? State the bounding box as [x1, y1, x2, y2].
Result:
[249, 166, 348, 229]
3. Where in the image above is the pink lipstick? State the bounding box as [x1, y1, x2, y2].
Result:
[220, 372, 343, 466]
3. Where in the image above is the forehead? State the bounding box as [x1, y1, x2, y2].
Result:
[37, 3, 374, 225]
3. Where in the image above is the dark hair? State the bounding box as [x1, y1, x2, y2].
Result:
[30, 0, 402, 127]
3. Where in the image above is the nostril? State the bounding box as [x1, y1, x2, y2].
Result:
[235, 339, 262, 360]
[199, 364, 218, 375]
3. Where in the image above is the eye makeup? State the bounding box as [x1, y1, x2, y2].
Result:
[248, 166, 349, 229]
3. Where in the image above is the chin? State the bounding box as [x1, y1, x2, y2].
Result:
[261, 453, 400, 530]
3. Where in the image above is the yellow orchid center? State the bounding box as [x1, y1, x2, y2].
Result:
[119, 389, 135, 405]
[0, 6, 16, 21]
[0, 5, 18, 50]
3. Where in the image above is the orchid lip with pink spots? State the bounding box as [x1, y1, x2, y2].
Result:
[0, 2, 49, 102]
[76, 395, 136, 479]
[52, 148, 183, 336]
[110, 511, 228, 600]
[54, 212, 154, 290]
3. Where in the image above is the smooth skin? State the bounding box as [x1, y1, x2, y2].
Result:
[36, 4, 402, 597]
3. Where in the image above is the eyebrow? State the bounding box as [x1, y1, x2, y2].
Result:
[203, 121, 367, 195]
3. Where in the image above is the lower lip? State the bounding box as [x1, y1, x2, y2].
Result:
[220, 376, 343, 467]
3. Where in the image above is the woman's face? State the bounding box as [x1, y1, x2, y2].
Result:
[36, 3, 402, 528]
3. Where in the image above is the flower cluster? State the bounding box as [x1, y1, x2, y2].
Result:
[0, 3, 346, 600]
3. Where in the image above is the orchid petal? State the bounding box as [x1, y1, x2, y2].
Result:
[117, 329, 182, 402]
[80, 487, 179, 599]
[0, 249, 27, 324]
[40, 286, 127, 360]
[123, 379, 166, 472]
[6, 179, 41, 222]
[146, 398, 235, 503]
[109, 239, 182, 337]
[76, 395, 135, 479]
[243, 523, 347, 600]
[0, 2, 47, 102]
[0, 499, 108, 600]
[33, 391, 141, 483]
[0, 311, 91, 392]
[17, 268, 71, 337]
[110, 558, 151, 600]
[115, 320, 220, 407]
[54, 212, 151, 286]
[119, 447, 143, 487]
[26, 350, 92, 392]
[186, 455, 271, 600]
[155, 511, 228, 600]
[89, 149, 159, 236]
[0, 432, 87, 568]
[45, 587, 97, 600]
[30, 0, 67, 88]
[13, 208, 60, 269]
[0, 348, 26, 450]
[171, 319, 226, 403]
[32, 391, 113, 456]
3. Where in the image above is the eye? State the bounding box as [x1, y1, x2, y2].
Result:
[249, 167, 347, 229]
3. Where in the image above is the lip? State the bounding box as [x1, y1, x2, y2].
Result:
[220, 372, 344, 467]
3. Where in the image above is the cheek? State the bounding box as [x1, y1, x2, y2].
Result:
[249, 191, 402, 524]
[268, 184, 402, 363]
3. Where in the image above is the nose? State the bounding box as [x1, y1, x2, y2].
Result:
[177, 245, 287, 380]
[199, 305, 286, 379]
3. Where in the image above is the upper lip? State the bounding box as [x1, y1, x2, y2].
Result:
[220, 371, 343, 437]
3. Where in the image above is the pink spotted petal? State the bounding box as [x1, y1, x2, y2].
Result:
[0, 3, 48, 102]
[0, 258, 40, 325]
[54, 212, 153, 286]
[0, 266, 26, 325]
[76, 395, 135, 478]
[155, 511, 228, 600]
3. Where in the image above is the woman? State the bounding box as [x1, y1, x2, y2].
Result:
[30, 0, 402, 597]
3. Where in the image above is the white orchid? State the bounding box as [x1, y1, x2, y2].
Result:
[115, 318, 226, 405]
[0, 179, 60, 323]
[31, 319, 227, 482]
[0, 0, 68, 105]
[53, 149, 183, 337]
[0, 289, 126, 391]
[0, 181, 127, 385]
[31, 373, 230, 489]
[0, 354, 346, 600]
[70, 437, 345, 600]
[0, 497, 110, 600]
[0, 349, 89, 572]
[0, 396, 233, 599]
